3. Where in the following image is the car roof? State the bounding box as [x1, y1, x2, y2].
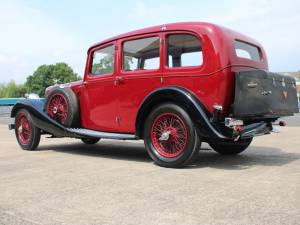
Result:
[88, 22, 231, 51]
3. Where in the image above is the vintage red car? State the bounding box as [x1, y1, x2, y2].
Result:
[10, 22, 299, 167]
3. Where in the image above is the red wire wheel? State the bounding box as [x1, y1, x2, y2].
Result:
[150, 113, 188, 158]
[46, 93, 69, 125]
[15, 112, 32, 145]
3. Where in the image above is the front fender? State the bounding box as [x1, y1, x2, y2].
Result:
[11, 99, 71, 137]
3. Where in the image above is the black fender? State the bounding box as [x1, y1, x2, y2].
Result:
[135, 86, 229, 140]
[11, 99, 78, 138]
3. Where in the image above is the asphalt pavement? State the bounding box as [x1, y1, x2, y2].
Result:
[0, 121, 300, 225]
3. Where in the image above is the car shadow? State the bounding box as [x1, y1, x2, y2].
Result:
[39, 141, 152, 163]
[189, 146, 300, 170]
[38, 141, 300, 170]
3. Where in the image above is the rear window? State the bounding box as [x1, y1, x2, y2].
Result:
[234, 40, 261, 62]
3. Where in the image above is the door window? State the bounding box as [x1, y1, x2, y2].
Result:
[90, 45, 115, 75]
[166, 34, 202, 68]
[122, 37, 160, 71]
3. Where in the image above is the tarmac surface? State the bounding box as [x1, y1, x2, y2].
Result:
[0, 119, 300, 224]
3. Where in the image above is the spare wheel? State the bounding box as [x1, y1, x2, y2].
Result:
[45, 87, 80, 127]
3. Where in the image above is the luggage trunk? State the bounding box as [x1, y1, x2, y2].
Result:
[233, 70, 299, 118]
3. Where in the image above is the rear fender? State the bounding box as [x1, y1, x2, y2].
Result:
[135, 86, 229, 140]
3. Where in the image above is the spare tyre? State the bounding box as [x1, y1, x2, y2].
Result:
[45, 87, 80, 127]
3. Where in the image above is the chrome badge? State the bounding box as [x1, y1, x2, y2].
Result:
[283, 91, 288, 99]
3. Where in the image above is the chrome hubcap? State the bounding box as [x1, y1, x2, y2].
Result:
[18, 126, 23, 133]
[52, 106, 58, 114]
[159, 131, 171, 141]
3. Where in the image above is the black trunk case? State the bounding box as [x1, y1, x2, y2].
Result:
[233, 70, 299, 118]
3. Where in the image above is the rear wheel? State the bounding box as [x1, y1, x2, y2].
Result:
[81, 138, 100, 145]
[209, 138, 253, 155]
[15, 109, 41, 150]
[144, 103, 201, 168]
[45, 87, 79, 127]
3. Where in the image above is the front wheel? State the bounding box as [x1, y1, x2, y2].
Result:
[209, 138, 253, 155]
[144, 103, 201, 168]
[15, 109, 41, 150]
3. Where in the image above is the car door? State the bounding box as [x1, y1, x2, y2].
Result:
[80, 42, 119, 132]
[116, 34, 163, 133]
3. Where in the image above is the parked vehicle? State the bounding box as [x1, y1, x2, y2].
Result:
[10, 22, 299, 167]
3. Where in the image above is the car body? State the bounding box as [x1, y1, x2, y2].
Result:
[10, 22, 299, 167]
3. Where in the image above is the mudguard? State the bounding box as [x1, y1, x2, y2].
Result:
[11, 99, 74, 137]
[10, 99, 137, 140]
[135, 86, 230, 140]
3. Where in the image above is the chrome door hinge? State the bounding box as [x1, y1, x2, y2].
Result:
[115, 116, 120, 125]
[160, 76, 164, 84]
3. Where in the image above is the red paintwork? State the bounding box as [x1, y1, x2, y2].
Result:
[150, 113, 188, 158]
[48, 22, 269, 134]
[46, 93, 69, 125]
[16, 112, 32, 145]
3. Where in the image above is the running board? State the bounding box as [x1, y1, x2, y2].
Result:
[67, 128, 137, 140]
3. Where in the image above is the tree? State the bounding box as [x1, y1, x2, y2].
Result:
[0, 80, 26, 98]
[26, 63, 81, 97]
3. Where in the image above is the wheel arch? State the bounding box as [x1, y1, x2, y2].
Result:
[135, 86, 226, 139]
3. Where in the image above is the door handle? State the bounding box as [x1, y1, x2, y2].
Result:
[114, 76, 124, 86]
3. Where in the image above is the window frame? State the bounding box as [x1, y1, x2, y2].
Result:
[88, 42, 116, 78]
[120, 34, 162, 74]
[163, 31, 204, 71]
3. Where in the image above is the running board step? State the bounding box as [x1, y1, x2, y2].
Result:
[66, 128, 137, 140]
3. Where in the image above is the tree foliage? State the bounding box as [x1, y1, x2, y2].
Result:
[26, 62, 81, 97]
[0, 81, 27, 98]
[0, 63, 81, 98]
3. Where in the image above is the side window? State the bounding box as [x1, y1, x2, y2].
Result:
[166, 34, 203, 68]
[90, 45, 114, 75]
[234, 40, 261, 62]
[123, 37, 160, 71]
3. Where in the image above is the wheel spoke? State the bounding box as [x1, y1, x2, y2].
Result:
[16, 113, 32, 145]
[151, 113, 188, 158]
[47, 93, 69, 125]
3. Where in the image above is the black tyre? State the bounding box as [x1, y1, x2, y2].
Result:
[81, 138, 100, 145]
[15, 109, 41, 150]
[45, 87, 79, 127]
[144, 103, 201, 168]
[209, 138, 253, 155]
